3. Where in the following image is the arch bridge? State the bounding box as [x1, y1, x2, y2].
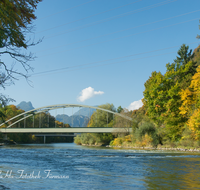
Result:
[0, 104, 133, 134]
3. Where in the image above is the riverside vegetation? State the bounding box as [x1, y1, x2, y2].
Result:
[74, 44, 200, 151]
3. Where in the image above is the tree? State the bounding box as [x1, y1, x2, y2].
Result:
[113, 108, 132, 137]
[143, 71, 167, 124]
[193, 45, 200, 66]
[143, 44, 196, 141]
[179, 65, 200, 140]
[0, 104, 24, 126]
[88, 103, 116, 128]
[174, 44, 193, 66]
[74, 104, 116, 145]
[0, 0, 42, 107]
[117, 106, 123, 113]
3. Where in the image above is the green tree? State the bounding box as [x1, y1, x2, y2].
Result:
[117, 106, 123, 113]
[113, 109, 132, 137]
[74, 103, 116, 145]
[131, 105, 150, 131]
[88, 103, 116, 128]
[174, 44, 193, 66]
[0, 0, 42, 112]
[143, 71, 167, 124]
[193, 45, 200, 66]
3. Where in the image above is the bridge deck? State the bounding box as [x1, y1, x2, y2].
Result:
[0, 127, 132, 133]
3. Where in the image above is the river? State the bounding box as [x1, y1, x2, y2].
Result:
[0, 143, 200, 189]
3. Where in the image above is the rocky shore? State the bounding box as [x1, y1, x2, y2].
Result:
[77, 143, 200, 152]
[81, 144, 103, 147]
[106, 145, 200, 152]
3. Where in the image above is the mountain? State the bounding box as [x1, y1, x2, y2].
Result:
[17, 101, 34, 111]
[56, 114, 89, 127]
[57, 106, 97, 127]
[16, 102, 96, 127]
[73, 106, 97, 117]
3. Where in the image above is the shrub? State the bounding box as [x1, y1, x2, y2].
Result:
[74, 135, 82, 145]
[135, 122, 159, 147]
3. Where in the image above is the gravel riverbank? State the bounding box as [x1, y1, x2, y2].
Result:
[106, 145, 200, 152]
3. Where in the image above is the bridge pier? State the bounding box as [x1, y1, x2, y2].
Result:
[3, 134, 8, 140]
[44, 135, 46, 144]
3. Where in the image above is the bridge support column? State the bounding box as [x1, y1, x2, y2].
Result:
[3, 134, 8, 140]
[44, 135, 46, 144]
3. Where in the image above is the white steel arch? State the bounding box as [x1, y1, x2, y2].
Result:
[0, 104, 133, 129]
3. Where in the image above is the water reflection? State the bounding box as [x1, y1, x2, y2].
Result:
[144, 156, 200, 189]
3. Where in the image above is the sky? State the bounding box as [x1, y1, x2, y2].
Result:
[2, 0, 200, 116]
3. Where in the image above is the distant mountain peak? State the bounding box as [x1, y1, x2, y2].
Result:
[56, 114, 89, 127]
[73, 106, 97, 117]
[17, 101, 34, 112]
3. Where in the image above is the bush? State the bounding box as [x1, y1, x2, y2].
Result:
[135, 122, 159, 147]
[110, 137, 124, 146]
[176, 127, 200, 148]
[74, 133, 113, 146]
[141, 134, 153, 147]
[137, 122, 156, 137]
[74, 135, 82, 145]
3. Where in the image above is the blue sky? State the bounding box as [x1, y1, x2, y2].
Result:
[3, 0, 200, 115]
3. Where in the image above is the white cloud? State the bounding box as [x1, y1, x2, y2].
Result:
[127, 99, 143, 111]
[77, 87, 104, 102]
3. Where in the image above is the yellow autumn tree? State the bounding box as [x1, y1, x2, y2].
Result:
[179, 88, 195, 116]
[179, 65, 200, 140]
[187, 109, 200, 140]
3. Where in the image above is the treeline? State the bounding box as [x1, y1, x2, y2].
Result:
[141, 44, 200, 148]
[75, 44, 200, 149]
[0, 105, 73, 143]
[74, 104, 116, 145]
[74, 103, 132, 146]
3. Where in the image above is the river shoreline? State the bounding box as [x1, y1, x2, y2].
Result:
[79, 144, 200, 152]
[3, 141, 200, 152]
[106, 145, 200, 152]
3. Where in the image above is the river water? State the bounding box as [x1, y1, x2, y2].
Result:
[0, 143, 200, 190]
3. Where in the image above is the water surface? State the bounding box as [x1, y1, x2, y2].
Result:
[0, 143, 200, 189]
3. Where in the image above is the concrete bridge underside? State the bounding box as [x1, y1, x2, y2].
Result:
[0, 127, 132, 134]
